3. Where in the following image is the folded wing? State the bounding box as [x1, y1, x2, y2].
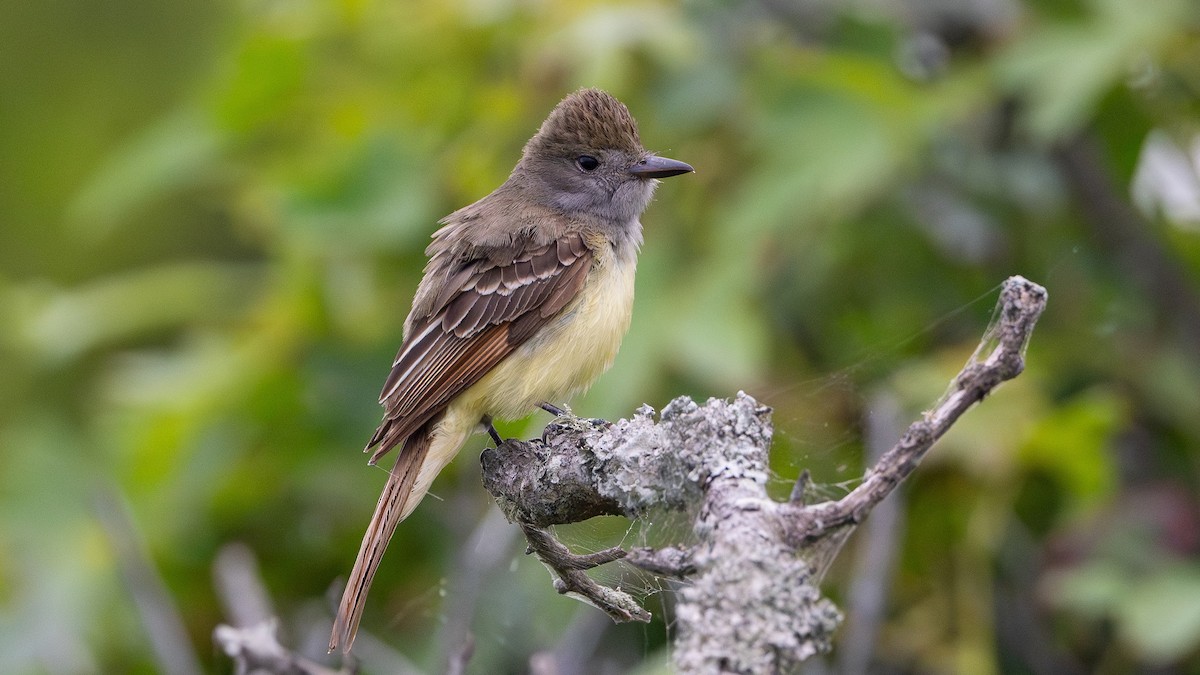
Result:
[366, 232, 592, 464]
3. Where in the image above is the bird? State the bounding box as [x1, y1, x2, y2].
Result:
[329, 88, 693, 652]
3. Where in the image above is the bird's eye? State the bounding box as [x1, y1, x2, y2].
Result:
[576, 155, 600, 171]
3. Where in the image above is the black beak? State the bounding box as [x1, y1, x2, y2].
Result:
[629, 155, 694, 179]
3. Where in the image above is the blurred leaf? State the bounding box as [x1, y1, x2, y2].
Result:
[68, 109, 223, 238]
[279, 136, 440, 253]
[996, 0, 1191, 141]
[213, 32, 312, 134]
[4, 262, 263, 364]
[1042, 559, 1126, 620]
[547, 4, 697, 86]
[1020, 387, 1123, 509]
[1118, 565, 1200, 663]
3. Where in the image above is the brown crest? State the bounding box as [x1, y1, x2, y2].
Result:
[524, 88, 644, 157]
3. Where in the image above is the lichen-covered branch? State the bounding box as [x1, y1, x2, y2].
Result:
[481, 276, 1047, 674]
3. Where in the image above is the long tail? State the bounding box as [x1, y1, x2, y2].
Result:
[329, 422, 434, 653]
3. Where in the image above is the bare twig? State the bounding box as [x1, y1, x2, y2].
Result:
[790, 469, 812, 505]
[530, 609, 616, 675]
[436, 506, 518, 673]
[625, 546, 696, 578]
[214, 620, 348, 675]
[214, 543, 275, 628]
[211, 546, 361, 675]
[94, 487, 204, 675]
[837, 392, 907, 675]
[445, 633, 475, 675]
[520, 522, 650, 623]
[782, 276, 1046, 542]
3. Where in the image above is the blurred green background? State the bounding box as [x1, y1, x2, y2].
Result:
[3, 0, 1200, 672]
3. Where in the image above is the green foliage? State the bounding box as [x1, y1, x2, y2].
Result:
[2, 0, 1200, 672]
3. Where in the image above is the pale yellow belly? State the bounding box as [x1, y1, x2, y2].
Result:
[462, 251, 636, 420]
[400, 251, 638, 516]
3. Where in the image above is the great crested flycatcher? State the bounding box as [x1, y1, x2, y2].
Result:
[330, 88, 692, 652]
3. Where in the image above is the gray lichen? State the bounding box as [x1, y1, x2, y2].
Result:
[676, 547, 842, 674]
[665, 395, 842, 673]
[482, 393, 844, 672]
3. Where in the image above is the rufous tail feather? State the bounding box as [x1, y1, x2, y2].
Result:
[328, 422, 434, 653]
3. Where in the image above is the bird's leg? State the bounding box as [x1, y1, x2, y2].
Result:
[482, 416, 504, 447]
[539, 402, 568, 416]
[487, 424, 503, 447]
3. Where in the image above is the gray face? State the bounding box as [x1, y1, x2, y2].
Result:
[528, 148, 660, 227]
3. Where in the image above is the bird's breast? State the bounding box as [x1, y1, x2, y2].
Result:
[457, 242, 638, 421]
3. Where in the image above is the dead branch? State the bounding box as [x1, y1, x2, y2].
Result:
[780, 274, 1046, 543]
[520, 522, 649, 623]
[214, 620, 348, 675]
[481, 275, 1048, 673]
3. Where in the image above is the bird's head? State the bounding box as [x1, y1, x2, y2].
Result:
[518, 88, 693, 226]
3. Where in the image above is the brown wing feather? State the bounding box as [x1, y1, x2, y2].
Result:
[366, 231, 592, 465]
